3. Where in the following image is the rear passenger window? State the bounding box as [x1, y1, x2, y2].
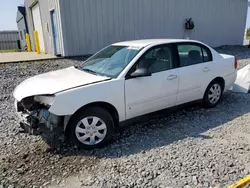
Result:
[177, 44, 212, 67]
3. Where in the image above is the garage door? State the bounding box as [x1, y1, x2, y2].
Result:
[32, 3, 45, 53]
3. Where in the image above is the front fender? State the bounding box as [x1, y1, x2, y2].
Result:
[48, 79, 126, 121]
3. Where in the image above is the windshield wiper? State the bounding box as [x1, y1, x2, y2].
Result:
[75, 66, 109, 77]
[82, 68, 98, 75]
[74, 65, 80, 69]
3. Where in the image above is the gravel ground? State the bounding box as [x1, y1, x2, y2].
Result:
[0, 46, 250, 188]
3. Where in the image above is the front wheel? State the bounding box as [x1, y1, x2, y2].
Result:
[203, 81, 223, 108]
[67, 107, 115, 149]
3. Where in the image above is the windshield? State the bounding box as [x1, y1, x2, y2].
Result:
[79, 45, 142, 78]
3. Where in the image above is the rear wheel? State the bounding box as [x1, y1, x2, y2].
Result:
[203, 81, 223, 108]
[67, 107, 115, 149]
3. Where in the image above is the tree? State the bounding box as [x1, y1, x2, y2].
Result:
[247, 28, 250, 38]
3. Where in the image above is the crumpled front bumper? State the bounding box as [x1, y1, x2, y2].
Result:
[17, 109, 63, 135]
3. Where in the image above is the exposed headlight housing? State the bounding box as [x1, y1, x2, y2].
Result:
[34, 95, 55, 106]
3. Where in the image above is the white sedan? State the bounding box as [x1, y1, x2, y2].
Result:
[13, 39, 237, 149]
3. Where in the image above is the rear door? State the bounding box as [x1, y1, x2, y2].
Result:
[176, 42, 214, 105]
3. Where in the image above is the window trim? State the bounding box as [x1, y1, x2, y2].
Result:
[125, 43, 178, 79]
[174, 42, 213, 68]
[201, 46, 213, 62]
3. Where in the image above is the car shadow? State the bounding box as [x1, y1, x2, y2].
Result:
[41, 91, 250, 159]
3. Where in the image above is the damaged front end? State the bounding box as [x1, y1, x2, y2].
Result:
[15, 95, 63, 135]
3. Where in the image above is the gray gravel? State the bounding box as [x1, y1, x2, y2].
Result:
[0, 46, 250, 188]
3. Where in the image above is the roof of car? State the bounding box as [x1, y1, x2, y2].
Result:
[113, 39, 200, 48]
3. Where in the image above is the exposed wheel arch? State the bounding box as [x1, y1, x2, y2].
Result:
[204, 77, 225, 96]
[65, 102, 119, 133]
[202, 77, 225, 108]
[67, 106, 115, 149]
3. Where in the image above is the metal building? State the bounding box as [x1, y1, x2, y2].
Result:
[16, 6, 29, 49]
[24, 0, 248, 57]
[0, 31, 20, 50]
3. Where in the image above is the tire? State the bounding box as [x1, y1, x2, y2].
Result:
[203, 81, 223, 108]
[67, 107, 115, 149]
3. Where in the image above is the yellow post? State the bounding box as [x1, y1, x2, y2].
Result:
[25, 34, 31, 52]
[228, 175, 250, 188]
[34, 31, 41, 54]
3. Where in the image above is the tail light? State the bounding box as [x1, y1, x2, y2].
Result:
[234, 57, 238, 69]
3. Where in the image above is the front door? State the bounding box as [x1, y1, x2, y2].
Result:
[50, 10, 60, 56]
[125, 44, 179, 119]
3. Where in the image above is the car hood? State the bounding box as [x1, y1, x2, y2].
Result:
[13, 66, 110, 101]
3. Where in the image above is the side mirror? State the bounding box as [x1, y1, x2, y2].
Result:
[130, 68, 151, 78]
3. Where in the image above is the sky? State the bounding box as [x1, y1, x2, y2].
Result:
[0, 1, 250, 30]
[247, 8, 250, 29]
[0, 0, 24, 31]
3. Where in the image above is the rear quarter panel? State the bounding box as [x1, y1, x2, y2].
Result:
[215, 54, 237, 91]
[48, 79, 126, 121]
[203, 50, 237, 92]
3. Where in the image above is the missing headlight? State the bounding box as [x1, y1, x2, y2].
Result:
[20, 97, 35, 111]
[34, 95, 55, 107]
[18, 95, 54, 112]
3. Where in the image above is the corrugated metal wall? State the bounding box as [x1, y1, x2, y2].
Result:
[59, 0, 248, 56]
[0, 31, 20, 50]
[25, 0, 64, 55]
[16, 7, 29, 49]
[17, 17, 27, 49]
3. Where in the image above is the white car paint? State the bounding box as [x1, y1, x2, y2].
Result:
[233, 64, 250, 93]
[177, 54, 236, 105]
[50, 79, 126, 121]
[125, 69, 179, 119]
[118, 39, 223, 79]
[13, 39, 237, 124]
[13, 66, 110, 101]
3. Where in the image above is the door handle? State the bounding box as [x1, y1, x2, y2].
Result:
[203, 67, 211, 72]
[167, 75, 178, 80]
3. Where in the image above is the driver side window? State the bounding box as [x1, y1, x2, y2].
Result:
[136, 45, 174, 74]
